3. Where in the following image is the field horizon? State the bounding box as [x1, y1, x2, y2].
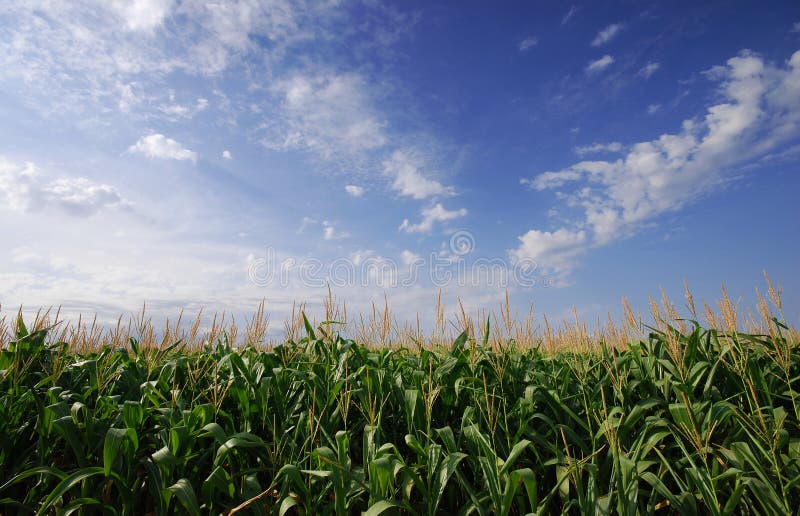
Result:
[2, 275, 795, 354]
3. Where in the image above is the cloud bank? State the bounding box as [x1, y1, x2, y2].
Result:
[515, 50, 800, 275]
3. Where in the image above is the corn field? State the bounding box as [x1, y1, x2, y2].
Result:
[1, 284, 799, 514]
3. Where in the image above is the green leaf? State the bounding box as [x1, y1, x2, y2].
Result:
[16, 314, 28, 339]
[36, 467, 105, 516]
[432, 452, 467, 513]
[122, 401, 144, 429]
[499, 439, 530, 477]
[302, 313, 316, 340]
[452, 331, 469, 355]
[103, 427, 136, 477]
[364, 499, 401, 515]
[166, 478, 201, 516]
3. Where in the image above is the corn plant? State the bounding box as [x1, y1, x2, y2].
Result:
[1, 304, 799, 514]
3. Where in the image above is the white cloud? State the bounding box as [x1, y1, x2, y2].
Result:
[517, 49, 800, 275]
[117, 83, 143, 113]
[792, 21, 800, 33]
[9, 246, 76, 275]
[399, 203, 467, 234]
[385, 150, 453, 199]
[647, 103, 661, 114]
[0, 160, 36, 212]
[349, 249, 375, 266]
[110, 0, 173, 32]
[297, 216, 316, 234]
[0, 157, 129, 216]
[591, 23, 623, 46]
[0, 234, 294, 329]
[519, 36, 538, 52]
[509, 229, 587, 273]
[638, 62, 661, 79]
[574, 142, 623, 155]
[0, 0, 334, 118]
[42, 178, 130, 217]
[160, 105, 192, 117]
[400, 250, 421, 265]
[222, 150, 232, 160]
[561, 6, 578, 25]
[129, 134, 197, 163]
[322, 220, 349, 240]
[586, 55, 615, 73]
[159, 97, 210, 119]
[345, 185, 364, 197]
[267, 72, 387, 161]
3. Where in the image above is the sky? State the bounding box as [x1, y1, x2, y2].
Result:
[1, 0, 800, 333]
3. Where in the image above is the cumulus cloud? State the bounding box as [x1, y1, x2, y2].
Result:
[516, 49, 800, 274]
[129, 134, 197, 163]
[222, 150, 232, 160]
[399, 203, 467, 234]
[42, 178, 130, 217]
[591, 23, 623, 46]
[0, 158, 129, 216]
[385, 150, 453, 199]
[638, 62, 661, 79]
[509, 229, 587, 273]
[586, 55, 615, 73]
[345, 185, 364, 197]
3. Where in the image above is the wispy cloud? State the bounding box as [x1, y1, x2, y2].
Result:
[573, 142, 623, 156]
[399, 203, 467, 234]
[265, 72, 387, 162]
[647, 103, 661, 114]
[129, 134, 197, 163]
[586, 55, 615, 73]
[561, 5, 579, 26]
[345, 185, 365, 197]
[111, 0, 174, 32]
[638, 62, 661, 79]
[517, 49, 800, 274]
[158, 97, 210, 120]
[400, 249, 421, 265]
[519, 36, 538, 52]
[322, 220, 349, 240]
[0, 0, 336, 117]
[591, 23, 624, 46]
[385, 150, 454, 200]
[297, 216, 316, 234]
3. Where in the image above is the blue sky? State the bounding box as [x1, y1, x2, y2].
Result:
[1, 1, 799, 331]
